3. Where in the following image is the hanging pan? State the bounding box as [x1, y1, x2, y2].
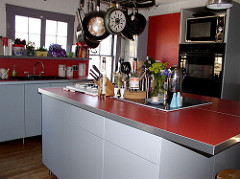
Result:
[76, 6, 99, 49]
[121, 8, 134, 40]
[104, 2, 127, 35]
[82, 0, 109, 41]
[125, 8, 147, 35]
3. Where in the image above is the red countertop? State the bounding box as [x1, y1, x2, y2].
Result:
[39, 87, 240, 154]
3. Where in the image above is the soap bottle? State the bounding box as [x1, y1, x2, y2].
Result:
[12, 65, 17, 77]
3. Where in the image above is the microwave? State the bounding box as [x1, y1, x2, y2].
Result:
[185, 15, 225, 43]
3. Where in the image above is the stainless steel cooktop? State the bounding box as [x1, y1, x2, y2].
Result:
[114, 96, 212, 112]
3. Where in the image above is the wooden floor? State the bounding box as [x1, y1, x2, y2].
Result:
[0, 136, 57, 179]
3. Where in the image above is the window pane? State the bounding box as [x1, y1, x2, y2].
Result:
[45, 35, 56, 49]
[29, 34, 40, 48]
[29, 17, 41, 34]
[100, 35, 112, 55]
[57, 36, 67, 50]
[57, 21, 68, 36]
[15, 33, 28, 41]
[15, 15, 28, 34]
[46, 20, 57, 35]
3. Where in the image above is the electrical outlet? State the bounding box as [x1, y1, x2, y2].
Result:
[73, 65, 78, 71]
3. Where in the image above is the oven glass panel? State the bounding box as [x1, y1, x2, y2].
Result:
[188, 64, 213, 79]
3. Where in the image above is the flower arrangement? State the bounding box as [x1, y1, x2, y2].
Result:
[13, 38, 26, 47]
[48, 44, 66, 57]
[145, 56, 172, 98]
[26, 41, 35, 56]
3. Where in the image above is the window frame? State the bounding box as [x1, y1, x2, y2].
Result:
[6, 4, 75, 52]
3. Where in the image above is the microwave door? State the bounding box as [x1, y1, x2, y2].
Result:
[186, 16, 218, 42]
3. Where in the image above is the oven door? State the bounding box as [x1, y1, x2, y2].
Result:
[180, 53, 222, 97]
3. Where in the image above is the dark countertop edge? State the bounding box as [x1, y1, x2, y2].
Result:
[38, 87, 231, 156]
[0, 77, 93, 85]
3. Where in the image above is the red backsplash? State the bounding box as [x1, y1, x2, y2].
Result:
[0, 57, 89, 77]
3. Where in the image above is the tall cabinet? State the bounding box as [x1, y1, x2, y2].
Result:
[179, 2, 240, 101]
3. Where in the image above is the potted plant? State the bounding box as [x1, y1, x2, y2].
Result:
[36, 46, 48, 57]
[48, 44, 66, 57]
[26, 41, 35, 56]
[13, 38, 26, 56]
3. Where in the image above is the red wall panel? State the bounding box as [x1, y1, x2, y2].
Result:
[147, 12, 180, 67]
[0, 57, 88, 77]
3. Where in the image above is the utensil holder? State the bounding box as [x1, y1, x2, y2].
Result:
[94, 77, 114, 97]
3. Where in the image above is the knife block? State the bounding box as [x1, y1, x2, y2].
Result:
[94, 77, 114, 97]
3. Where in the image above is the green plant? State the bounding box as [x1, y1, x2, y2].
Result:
[26, 41, 35, 50]
[14, 38, 26, 45]
[36, 46, 47, 51]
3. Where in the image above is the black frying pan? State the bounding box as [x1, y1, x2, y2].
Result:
[125, 10, 147, 35]
[82, 0, 109, 41]
[121, 8, 134, 40]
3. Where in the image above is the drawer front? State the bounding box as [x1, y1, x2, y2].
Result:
[105, 119, 162, 164]
[44, 95, 105, 138]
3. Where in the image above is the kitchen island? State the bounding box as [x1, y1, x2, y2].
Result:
[39, 87, 240, 179]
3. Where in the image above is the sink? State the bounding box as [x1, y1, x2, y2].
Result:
[12, 76, 68, 80]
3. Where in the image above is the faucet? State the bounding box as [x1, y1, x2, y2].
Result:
[33, 61, 45, 77]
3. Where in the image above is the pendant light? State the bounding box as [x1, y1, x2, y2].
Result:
[207, 0, 233, 10]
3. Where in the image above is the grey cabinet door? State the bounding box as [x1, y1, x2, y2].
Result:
[0, 84, 24, 142]
[24, 83, 50, 137]
[42, 95, 104, 178]
[103, 141, 159, 179]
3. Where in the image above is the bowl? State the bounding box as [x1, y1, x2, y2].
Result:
[66, 52, 74, 58]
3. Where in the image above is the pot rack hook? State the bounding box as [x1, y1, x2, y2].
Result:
[79, 0, 84, 8]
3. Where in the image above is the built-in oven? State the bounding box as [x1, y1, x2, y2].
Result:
[179, 43, 225, 98]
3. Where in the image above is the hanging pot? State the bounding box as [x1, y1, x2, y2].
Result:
[121, 8, 134, 40]
[76, 7, 100, 49]
[82, 0, 109, 41]
[125, 9, 147, 35]
[104, 3, 127, 35]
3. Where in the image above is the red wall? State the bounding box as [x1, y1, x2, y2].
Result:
[147, 13, 180, 67]
[0, 57, 89, 77]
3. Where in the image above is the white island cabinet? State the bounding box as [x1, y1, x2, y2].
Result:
[0, 84, 25, 142]
[40, 90, 240, 179]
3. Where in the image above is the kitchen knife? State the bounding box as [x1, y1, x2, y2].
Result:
[92, 65, 101, 76]
[89, 72, 98, 80]
[90, 69, 99, 80]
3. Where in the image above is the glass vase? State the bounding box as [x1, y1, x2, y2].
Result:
[150, 74, 167, 104]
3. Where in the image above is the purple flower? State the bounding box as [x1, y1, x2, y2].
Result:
[161, 68, 172, 77]
[49, 43, 66, 57]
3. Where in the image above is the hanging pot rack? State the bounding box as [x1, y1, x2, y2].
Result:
[101, 0, 155, 8]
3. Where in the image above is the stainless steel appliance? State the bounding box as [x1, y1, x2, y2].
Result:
[179, 43, 225, 98]
[185, 15, 225, 43]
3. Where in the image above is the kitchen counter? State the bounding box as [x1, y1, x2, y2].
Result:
[38, 87, 240, 155]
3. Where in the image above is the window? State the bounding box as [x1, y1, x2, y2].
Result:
[6, 4, 74, 51]
[15, 15, 41, 47]
[89, 35, 115, 79]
